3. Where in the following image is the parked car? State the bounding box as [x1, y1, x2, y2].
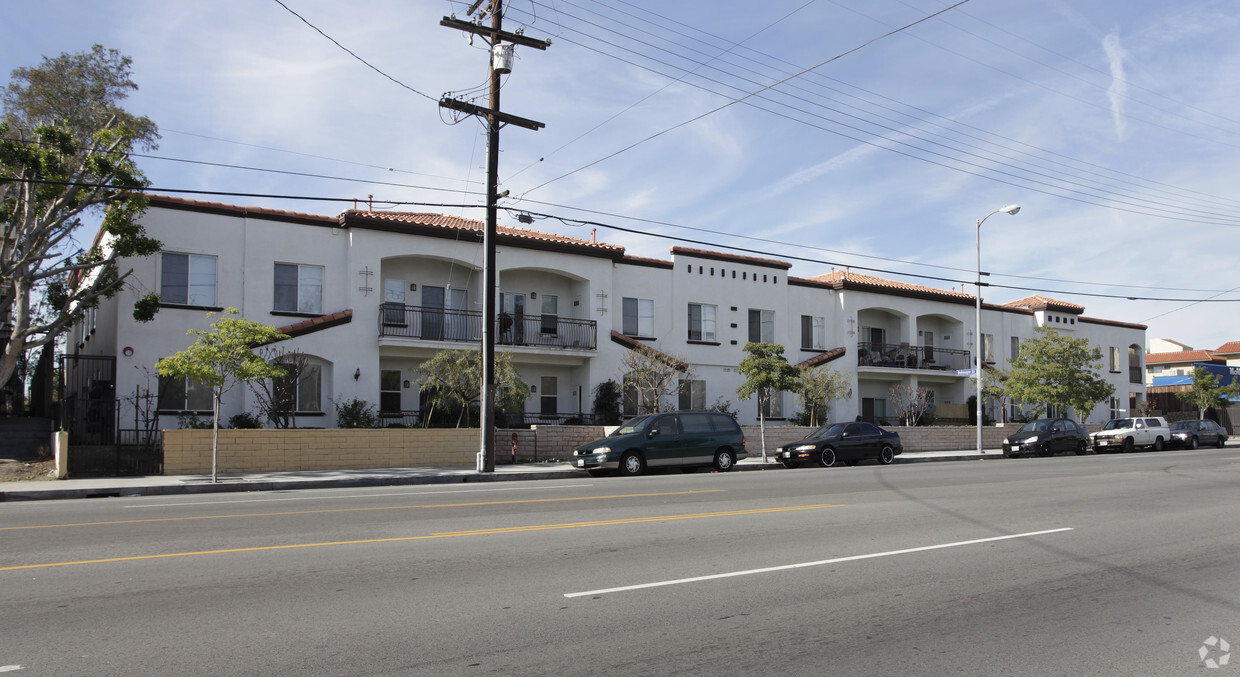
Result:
[773, 421, 903, 468]
[571, 411, 747, 476]
[1091, 417, 1170, 452]
[1168, 419, 1229, 449]
[1002, 418, 1090, 457]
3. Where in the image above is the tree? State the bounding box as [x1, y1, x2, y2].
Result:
[418, 349, 528, 427]
[795, 365, 852, 427]
[736, 342, 800, 462]
[1005, 326, 1114, 423]
[1, 46, 162, 388]
[156, 309, 288, 482]
[247, 346, 312, 428]
[1175, 366, 1240, 418]
[971, 366, 1013, 423]
[591, 379, 623, 425]
[618, 344, 692, 415]
[889, 383, 932, 426]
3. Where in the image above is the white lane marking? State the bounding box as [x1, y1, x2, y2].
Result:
[565, 527, 1075, 598]
[123, 483, 595, 508]
[0, 666, 24, 672]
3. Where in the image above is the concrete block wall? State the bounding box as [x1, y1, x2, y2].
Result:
[163, 428, 479, 474]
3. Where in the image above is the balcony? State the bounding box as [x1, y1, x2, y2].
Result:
[857, 342, 971, 372]
[378, 304, 597, 350]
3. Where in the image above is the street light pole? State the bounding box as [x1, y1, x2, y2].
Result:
[975, 204, 1021, 455]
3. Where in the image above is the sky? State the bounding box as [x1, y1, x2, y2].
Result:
[4, 0, 1239, 353]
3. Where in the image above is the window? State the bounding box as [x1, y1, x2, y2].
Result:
[160, 253, 217, 306]
[688, 303, 717, 342]
[274, 263, 323, 314]
[748, 309, 775, 343]
[1109, 396, 1121, 419]
[274, 363, 322, 413]
[158, 375, 212, 411]
[1128, 345, 1142, 384]
[622, 376, 656, 416]
[383, 280, 406, 325]
[759, 388, 784, 418]
[861, 397, 886, 423]
[1109, 347, 1121, 373]
[1011, 336, 1020, 360]
[982, 334, 994, 362]
[801, 316, 826, 350]
[380, 370, 402, 412]
[622, 297, 654, 337]
[540, 295, 559, 335]
[541, 376, 558, 415]
[679, 379, 706, 410]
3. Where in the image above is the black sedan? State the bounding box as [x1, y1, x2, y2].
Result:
[1002, 418, 1090, 457]
[1168, 419, 1229, 449]
[774, 422, 903, 469]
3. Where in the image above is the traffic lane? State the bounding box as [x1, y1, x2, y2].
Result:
[3, 461, 1237, 675]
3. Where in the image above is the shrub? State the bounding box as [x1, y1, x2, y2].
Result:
[228, 412, 264, 429]
[334, 397, 378, 428]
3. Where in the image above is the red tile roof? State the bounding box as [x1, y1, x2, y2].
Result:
[1145, 349, 1219, 365]
[147, 194, 338, 225]
[343, 210, 625, 257]
[1001, 295, 1085, 314]
[795, 347, 847, 369]
[670, 247, 792, 270]
[609, 331, 689, 371]
[273, 309, 353, 341]
[807, 269, 976, 303]
[1214, 341, 1240, 355]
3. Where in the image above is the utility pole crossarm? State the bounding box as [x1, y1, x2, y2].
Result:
[439, 17, 551, 50]
[438, 98, 545, 131]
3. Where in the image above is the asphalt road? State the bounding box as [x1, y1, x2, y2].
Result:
[2, 448, 1238, 676]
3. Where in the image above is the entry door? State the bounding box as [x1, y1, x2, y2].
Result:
[923, 331, 935, 362]
[501, 293, 525, 344]
[383, 280, 405, 325]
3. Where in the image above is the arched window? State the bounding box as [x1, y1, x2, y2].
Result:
[1128, 344, 1142, 384]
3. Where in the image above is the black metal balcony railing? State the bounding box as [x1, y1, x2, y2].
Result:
[856, 342, 971, 372]
[378, 304, 597, 350]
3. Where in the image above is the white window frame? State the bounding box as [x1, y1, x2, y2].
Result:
[160, 252, 217, 307]
[688, 303, 717, 342]
[274, 263, 324, 314]
[622, 297, 655, 337]
[749, 309, 775, 343]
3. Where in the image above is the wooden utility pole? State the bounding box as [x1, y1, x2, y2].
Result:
[440, 2, 548, 472]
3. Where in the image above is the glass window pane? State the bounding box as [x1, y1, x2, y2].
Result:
[274, 264, 298, 312]
[158, 374, 185, 409]
[299, 266, 323, 314]
[623, 298, 638, 336]
[161, 253, 188, 304]
[188, 255, 216, 306]
[187, 379, 213, 410]
[298, 365, 321, 412]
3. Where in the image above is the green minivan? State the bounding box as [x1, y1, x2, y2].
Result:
[572, 411, 747, 476]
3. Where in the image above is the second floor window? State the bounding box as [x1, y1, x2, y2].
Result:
[981, 334, 995, 362]
[749, 309, 774, 343]
[801, 315, 826, 350]
[274, 263, 323, 314]
[688, 303, 716, 342]
[161, 252, 217, 306]
[622, 297, 654, 337]
[1109, 347, 1121, 372]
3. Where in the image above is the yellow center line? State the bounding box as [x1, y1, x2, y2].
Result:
[0, 490, 726, 531]
[0, 503, 845, 572]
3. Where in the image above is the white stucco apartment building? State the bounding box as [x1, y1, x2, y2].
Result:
[64, 195, 1149, 435]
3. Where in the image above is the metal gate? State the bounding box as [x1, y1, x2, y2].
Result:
[59, 355, 163, 476]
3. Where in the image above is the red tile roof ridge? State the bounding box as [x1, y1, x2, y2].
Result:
[1145, 349, 1219, 364]
[1001, 295, 1085, 313]
[809, 269, 975, 300]
[669, 246, 792, 269]
[1213, 341, 1240, 355]
[343, 210, 624, 252]
[147, 194, 336, 223]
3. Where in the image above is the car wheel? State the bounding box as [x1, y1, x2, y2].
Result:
[1217, 436, 1227, 449]
[1189, 436, 1199, 450]
[1122, 437, 1135, 453]
[619, 451, 645, 476]
[818, 448, 836, 468]
[1153, 437, 1164, 452]
[1075, 440, 1088, 455]
[713, 449, 736, 472]
[779, 460, 800, 469]
[1037, 443, 1053, 457]
[878, 446, 895, 465]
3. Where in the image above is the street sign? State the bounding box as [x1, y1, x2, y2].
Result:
[956, 368, 977, 376]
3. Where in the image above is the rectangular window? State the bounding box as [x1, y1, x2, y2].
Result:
[759, 388, 784, 418]
[982, 334, 995, 362]
[157, 375, 212, 411]
[383, 280, 406, 326]
[160, 253, 217, 306]
[622, 297, 654, 337]
[622, 376, 656, 416]
[688, 303, 717, 342]
[801, 315, 826, 350]
[678, 379, 706, 410]
[748, 309, 775, 343]
[274, 363, 322, 413]
[540, 295, 559, 335]
[274, 263, 323, 314]
[1109, 347, 1121, 373]
[541, 376, 558, 415]
[380, 370, 402, 412]
[1109, 396, 1121, 419]
[1011, 336, 1020, 360]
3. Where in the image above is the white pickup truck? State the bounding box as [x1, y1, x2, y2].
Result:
[1090, 416, 1170, 452]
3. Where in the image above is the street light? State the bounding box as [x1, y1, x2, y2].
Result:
[975, 204, 1020, 454]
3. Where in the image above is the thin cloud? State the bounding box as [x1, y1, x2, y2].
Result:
[1102, 33, 1129, 140]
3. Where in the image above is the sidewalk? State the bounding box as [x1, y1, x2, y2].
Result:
[0, 448, 1000, 502]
